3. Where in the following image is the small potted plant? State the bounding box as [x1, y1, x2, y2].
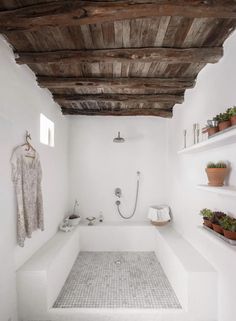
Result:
[200, 208, 214, 229]
[212, 211, 226, 234]
[214, 112, 231, 131]
[205, 162, 228, 187]
[206, 119, 219, 137]
[227, 106, 236, 126]
[219, 216, 236, 240]
[68, 200, 81, 226]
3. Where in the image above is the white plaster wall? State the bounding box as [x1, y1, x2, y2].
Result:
[167, 31, 236, 321]
[68, 116, 168, 222]
[0, 36, 69, 321]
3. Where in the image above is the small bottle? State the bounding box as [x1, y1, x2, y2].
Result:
[99, 211, 104, 223]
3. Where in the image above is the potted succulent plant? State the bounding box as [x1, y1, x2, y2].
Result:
[205, 162, 228, 187]
[227, 106, 236, 126]
[214, 112, 231, 131]
[68, 200, 81, 226]
[211, 211, 226, 234]
[219, 216, 236, 240]
[206, 119, 219, 137]
[200, 208, 214, 229]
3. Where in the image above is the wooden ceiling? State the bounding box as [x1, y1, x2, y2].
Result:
[0, 1, 236, 117]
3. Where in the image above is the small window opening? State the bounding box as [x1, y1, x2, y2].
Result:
[40, 113, 54, 147]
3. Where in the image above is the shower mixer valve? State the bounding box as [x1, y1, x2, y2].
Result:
[115, 187, 122, 198]
[114, 171, 140, 220]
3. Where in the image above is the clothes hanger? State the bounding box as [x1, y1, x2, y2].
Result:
[21, 131, 36, 158]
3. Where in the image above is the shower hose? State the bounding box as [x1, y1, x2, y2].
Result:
[116, 173, 140, 219]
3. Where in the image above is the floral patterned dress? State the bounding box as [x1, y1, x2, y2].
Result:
[11, 146, 44, 247]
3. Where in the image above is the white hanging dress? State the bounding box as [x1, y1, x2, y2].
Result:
[11, 145, 44, 247]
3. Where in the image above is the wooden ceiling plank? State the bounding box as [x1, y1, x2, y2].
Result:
[141, 18, 161, 47]
[80, 25, 94, 49]
[90, 24, 104, 49]
[102, 22, 115, 49]
[121, 62, 130, 77]
[16, 47, 223, 65]
[182, 18, 215, 48]
[130, 19, 143, 48]
[53, 93, 184, 104]
[122, 20, 131, 47]
[202, 19, 236, 46]
[61, 107, 173, 118]
[154, 16, 171, 47]
[1, 1, 236, 32]
[114, 21, 123, 48]
[163, 16, 183, 47]
[173, 17, 194, 47]
[113, 62, 122, 78]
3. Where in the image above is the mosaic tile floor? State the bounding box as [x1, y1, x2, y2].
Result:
[53, 251, 181, 309]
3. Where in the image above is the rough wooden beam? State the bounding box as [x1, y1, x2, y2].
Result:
[0, 1, 236, 31]
[61, 107, 173, 118]
[16, 47, 223, 65]
[38, 76, 195, 91]
[54, 93, 184, 104]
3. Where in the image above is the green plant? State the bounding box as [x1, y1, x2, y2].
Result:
[207, 162, 216, 168]
[212, 211, 226, 224]
[227, 106, 236, 117]
[214, 112, 231, 122]
[200, 208, 213, 220]
[219, 216, 236, 232]
[206, 162, 227, 168]
[216, 162, 227, 168]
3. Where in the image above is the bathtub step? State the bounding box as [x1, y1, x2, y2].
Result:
[49, 308, 208, 321]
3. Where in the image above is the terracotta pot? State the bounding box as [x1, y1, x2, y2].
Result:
[223, 229, 236, 240]
[207, 127, 219, 137]
[212, 223, 224, 235]
[231, 115, 236, 126]
[205, 168, 228, 187]
[219, 120, 231, 131]
[203, 219, 213, 229]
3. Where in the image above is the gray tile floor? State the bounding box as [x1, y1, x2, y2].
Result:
[53, 251, 181, 309]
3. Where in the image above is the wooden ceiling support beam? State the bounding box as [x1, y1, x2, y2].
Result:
[38, 76, 196, 90]
[16, 47, 223, 65]
[0, 1, 236, 31]
[54, 93, 184, 104]
[61, 107, 173, 118]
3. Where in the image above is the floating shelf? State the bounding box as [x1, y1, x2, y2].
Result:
[196, 184, 236, 197]
[178, 126, 236, 155]
[202, 225, 236, 246]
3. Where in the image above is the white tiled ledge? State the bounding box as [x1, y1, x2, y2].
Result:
[156, 225, 215, 273]
[178, 126, 236, 154]
[196, 184, 236, 197]
[198, 226, 236, 254]
[79, 220, 153, 227]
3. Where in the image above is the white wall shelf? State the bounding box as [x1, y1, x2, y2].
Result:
[196, 184, 236, 197]
[178, 126, 236, 155]
[199, 226, 236, 252]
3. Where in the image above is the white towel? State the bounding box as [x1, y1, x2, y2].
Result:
[148, 206, 170, 222]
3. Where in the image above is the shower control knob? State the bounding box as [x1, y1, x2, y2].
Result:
[115, 188, 122, 198]
[116, 200, 121, 206]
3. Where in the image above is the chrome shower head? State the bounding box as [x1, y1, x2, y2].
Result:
[113, 132, 125, 143]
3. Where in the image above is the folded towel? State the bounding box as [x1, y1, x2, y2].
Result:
[148, 206, 171, 222]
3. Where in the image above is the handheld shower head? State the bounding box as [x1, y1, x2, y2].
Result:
[113, 132, 125, 143]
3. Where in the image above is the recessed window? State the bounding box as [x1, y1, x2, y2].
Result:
[40, 113, 54, 147]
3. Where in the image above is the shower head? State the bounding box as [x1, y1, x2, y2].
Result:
[113, 132, 125, 143]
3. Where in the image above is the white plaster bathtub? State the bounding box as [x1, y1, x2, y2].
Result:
[78, 220, 156, 252]
[17, 221, 217, 321]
